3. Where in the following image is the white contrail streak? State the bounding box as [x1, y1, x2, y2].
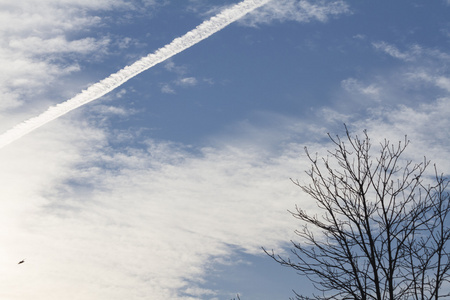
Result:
[0, 0, 271, 149]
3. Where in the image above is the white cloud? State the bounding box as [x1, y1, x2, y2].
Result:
[354, 97, 450, 176]
[0, 87, 24, 110]
[331, 40, 450, 174]
[372, 41, 415, 61]
[0, 51, 81, 88]
[161, 61, 200, 93]
[160, 62, 200, 93]
[373, 41, 450, 63]
[0, 0, 156, 114]
[436, 76, 450, 92]
[161, 83, 176, 94]
[192, 0, 350, 27]
[8, 36, 110, 55]
[90, 105, 132, 117]
[353, 34, 366, 40]
[164, 60, 188, 75]
[177, 77, 198, 86]
[115, 88, 127, 98]
[341, 78, 380, 99]
[240, 0, 351, 26]
[406, 72, 450, 93]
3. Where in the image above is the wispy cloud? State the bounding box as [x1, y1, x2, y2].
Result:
[406, 72, 450, 93]
[372, 41, 450, 63]
[372, 41, 416, 61]
[164, 60, 188, 75]
[354, 96, 450, 174]
[436, 76, 450, 92]
[162, 61, 200, 93]
[240, 0, 351, 26]
[341, 78, 380, 99]
[161, 83, 176, 94]
[8, 36, 110, 56]
[333, 40, 450, 172]
[176, 77, 198, 87]
[190, 0, 350, 27]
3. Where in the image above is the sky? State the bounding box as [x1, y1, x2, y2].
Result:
[0, 0, 449, 299]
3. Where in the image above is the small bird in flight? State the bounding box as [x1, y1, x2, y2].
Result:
[18, 259, 25, 264]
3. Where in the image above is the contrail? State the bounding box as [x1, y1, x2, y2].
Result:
[0, 0, 271, 149]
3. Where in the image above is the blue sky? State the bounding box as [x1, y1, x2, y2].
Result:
[0, 0, 450, 299]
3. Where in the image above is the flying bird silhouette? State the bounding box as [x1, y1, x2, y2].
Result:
[18, 259, 25, 264]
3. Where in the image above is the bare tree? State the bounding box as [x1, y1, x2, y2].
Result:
[265, 127, 450, 300]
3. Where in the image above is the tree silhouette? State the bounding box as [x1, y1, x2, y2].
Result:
[265, 127, 450, 300]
